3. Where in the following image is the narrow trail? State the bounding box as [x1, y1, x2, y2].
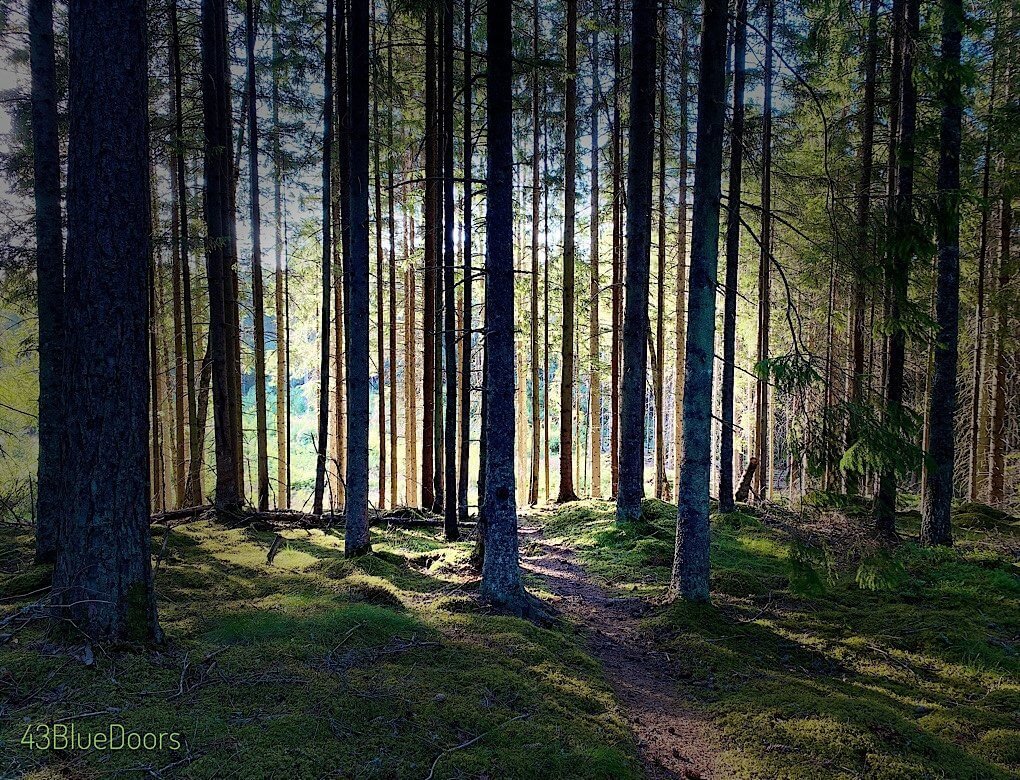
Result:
[519, 524, 721, 780]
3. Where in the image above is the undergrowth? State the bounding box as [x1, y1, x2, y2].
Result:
[539, 498, 1020, 780]
[0, 521, 639, 779]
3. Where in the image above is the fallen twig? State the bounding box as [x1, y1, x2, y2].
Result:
[424, 713, 531, 780]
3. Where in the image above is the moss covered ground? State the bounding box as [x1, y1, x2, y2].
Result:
[539, 498, 1020, 779]
[0, 521, 640, 779]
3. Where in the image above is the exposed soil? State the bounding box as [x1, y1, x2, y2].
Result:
[519, 524, 722, 780]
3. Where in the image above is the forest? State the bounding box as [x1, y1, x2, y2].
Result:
[0, 0, 1018, 776]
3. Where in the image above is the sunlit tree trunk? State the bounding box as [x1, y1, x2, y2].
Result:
[673, 19, 689, 498]
[589, 0, 603, 500]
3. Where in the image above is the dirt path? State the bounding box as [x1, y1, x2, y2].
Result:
[519, 525, 721, 780]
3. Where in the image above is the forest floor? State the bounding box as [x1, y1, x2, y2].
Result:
[0, 496, 1018, 779]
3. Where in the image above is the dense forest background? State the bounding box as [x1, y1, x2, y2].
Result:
[0, 0, 1018, 776]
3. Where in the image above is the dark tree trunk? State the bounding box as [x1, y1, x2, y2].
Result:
[670, 0, 728, 603]
[589, 0, 602, 500]
[345, 0, 372, 557]
[673, 19, 690, 498]
[557, 0, 579, 503]
[422, 6, 437, 510]
[53, 0, 161, 642]
[480, 0, 528, 612]
[874, 0, 918, 538]
[272, 16, 289, 508]
[846, 0, 879, 495]
[433, 11, 446, 516]
[754, 0, 773, 499]
[442, 0, 459, 540]
[719, 0, 747, 513]
[387, 18, 398, 510]
[202, 0, 242, 514]
[246, 0, 270, 512]
[921, 0, 963, 546]
[528, 0, 541, 506]
[172, 0, 202, 508]
[371, 4, 387, 511]
[29, 0, 63, 564]
[609, 0, 622, 498]
[313, 0, 334, 516]
[616, 0, 658, 523]
[459, 4, 473, 523]
[653, 16, 666, 500]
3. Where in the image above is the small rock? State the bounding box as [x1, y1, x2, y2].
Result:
[434, 693, 446, 703]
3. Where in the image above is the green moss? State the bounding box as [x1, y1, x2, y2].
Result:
[0, 521, 640, 780]
[539, 501, 1020, 779]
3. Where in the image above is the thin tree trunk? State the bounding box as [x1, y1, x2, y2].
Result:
[202, 0, 242, 515]
[406, 193, 419, 504]
[671, 0, 728, 603]
[371, 4, 387, 511]
[673, 19, 689, 497]
[616, 0, 657, 523]
[422, 6, 437, 510]
[589, 0, 602, 500]
[847, 0, 879, 495]
[346, 0, 372, 555]
[313, 0, 335, 516]
[442, 0, 458, 538]
[920, 0, 962, 544]
[387, 17, 398, 510]
[558, 0, 580, 503]
[610, 0, 623, 498]
[653, 13, 667, 501]
[968, 25, 998, 501]
[336, 5, 351, 511]
[875, 0, 917, 537]
[719, 0, 747, 513]
[29, 0, 63, 563]
[272, 17, 289, 508]
[246, 0, 270, 512]
[459, 4, 474, 521]
[754, 0, 773, 499]
[543, 93, 551, 502]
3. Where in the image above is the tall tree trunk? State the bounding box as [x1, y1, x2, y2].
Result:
[671, 0, 728, 603]
[53, 0, 160, 642]
[527, 0, 541, 506]
[589, 0, 602, 500]
[387, 17, 398, 510]
[921, 0, 962, 544]
[313, 0, 335, 516]
[610, 0, 622, 497]
[653, 14, 667, 501]
[272, 16, 289, 508]
[542, 95, 551, 501]
[336, 4, 351, 511]
[673, 19, 689, 498]
[172, 0, 202, 508]
[371, 4, 387, 511]
[346, 0, 372, 556]
[433, 11, 446, 517]
[558, 0, 580, 503]
[202, 0, 242, 514]
[874, 0, 917, 537]
[460, 3, 474, 520]
[968, 24, 998, 501]
[405, 189, 419, 505]
[422, 7, 437, 511]
[29, 0, 63, 563]
[989, 181, 1012, 504]
[719, 0, 747, 513]
[754, 0, 774, 500]
[481, 0, 528, 613]
[847, 0, 879, 495]
[442, 0, 459, 538]
[246, 0, 270, 512]
[616, 0, 658, 523]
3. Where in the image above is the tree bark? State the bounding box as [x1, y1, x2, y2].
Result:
[616, 0, 657, 523]
[345, 0, 372, 556]
[609, 0, 622, 498]
[480, 0, 528, 612]
[653, 14, 667, 501]
[422, 6, 437, 511]
[53, 0, 161, 642]
[589, 0, 603, 500]
[272, 16, 289, 509]
[719, 0, 747, 513]
[673, 19, 689, 498]
[442, 0, 459, 538]
[671, 0, 728, 603]
[246, 0, 270, 512]
[29, 0, 63, 563]
[202, 0, 242, 515]
[557, 0, 580, 503]
[754, 0, 773, 500]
